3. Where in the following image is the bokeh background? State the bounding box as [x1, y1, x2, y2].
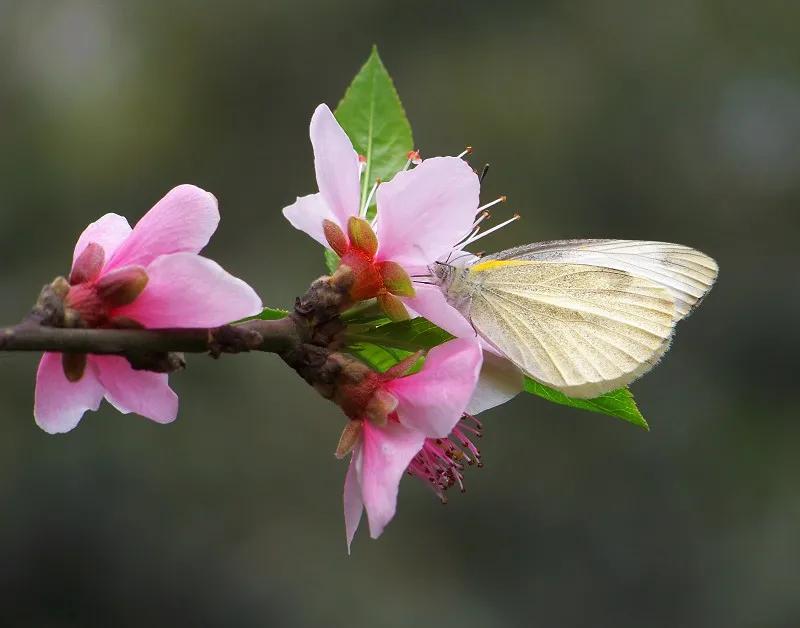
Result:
[1, 1, 798, 626]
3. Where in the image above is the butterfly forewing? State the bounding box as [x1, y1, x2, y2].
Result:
[466, 261, 676, 398]
[483, 240, 718, 320]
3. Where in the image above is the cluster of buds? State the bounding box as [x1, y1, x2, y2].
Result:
[323, 217, 415, 320]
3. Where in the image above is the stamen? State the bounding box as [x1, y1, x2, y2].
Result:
[360, 179, 380, 218]
[406, 414, 483, 501]
[472, 211, 491, 230]
[476, 195, 507, 215]
[404, 149, 422, 170]
[460, 213, 520, 247]
[457, 146, 473, 159]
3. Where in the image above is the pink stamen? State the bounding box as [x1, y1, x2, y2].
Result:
[406, 414, 483, 502]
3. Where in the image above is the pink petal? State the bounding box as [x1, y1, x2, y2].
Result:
[106, 185, 219, 271]
[386, 338, 483, 438]
[359, 420, 426, 539]
[282, 192, 341, 248]
[467, 352, 524, 415]
[310, 104, 361, 225]
[343, 452, 364, 553]
[113, 252, 262, 328]
[34, 353, 105, 434]
[94, 355, 178, 423]
[403, 284, 476, 339]
[375, 157, 479, 267]
[73, 213, 132, 269]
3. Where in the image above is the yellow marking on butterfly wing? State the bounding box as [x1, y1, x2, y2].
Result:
[467, 261, 676, 398]
[468, 260, 530, 273]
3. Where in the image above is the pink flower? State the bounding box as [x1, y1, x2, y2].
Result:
[34, 185, 262, 434]
[283, 103, 524, 415]
[340, 338, 483, 550]
[283, 104, 480, 317]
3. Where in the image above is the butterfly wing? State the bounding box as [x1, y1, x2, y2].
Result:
[467, 260, 676, 398]
[483, 240, 718, 320]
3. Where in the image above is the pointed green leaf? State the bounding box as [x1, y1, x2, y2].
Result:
[335, 46, 414, 208]
[524, 377, 649, 430]
[349, 341, 413, 373]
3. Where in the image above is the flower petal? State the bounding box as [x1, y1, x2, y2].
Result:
[106, 185, 219, 270]
[282, 192, 340, 247]
[386, 338, 483, 437]
[73, 213, 132, 269]
[310, 104, 361, 225]
[34, 353, 105, 434]
[113, 252, 262, 327]
[343, 452, 364, 553]
[467, 352, 524, 415]
[403, 284, 476, 339]
[94, 355, 178, 423]
[359, 420, 426, 540]
[375, 157, 479, 267]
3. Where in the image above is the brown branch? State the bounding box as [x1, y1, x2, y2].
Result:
[0, 267, 374, 410]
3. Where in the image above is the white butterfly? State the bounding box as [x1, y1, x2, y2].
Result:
[431, 240, 718, 398]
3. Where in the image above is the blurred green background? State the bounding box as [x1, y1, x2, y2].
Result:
[1, 1, 798, 626]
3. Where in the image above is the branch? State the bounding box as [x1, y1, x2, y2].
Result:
[0, 317, 297, 356]
[0, 268, 374, 409]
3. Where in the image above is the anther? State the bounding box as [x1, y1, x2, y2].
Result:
[457, 146, 473, 159]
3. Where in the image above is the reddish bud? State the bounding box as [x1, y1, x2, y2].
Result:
[323, 219, 348, 257]
[347, 217, 378, 257]
[70, 242, 105, 285]
[377, 292, 410, 321]
[377, 261, 415, 297]
[407, 149, 422, 164]
[62, 352, 87, 382]
[335, 419, 363, 459]
[95, 266, 148, 307]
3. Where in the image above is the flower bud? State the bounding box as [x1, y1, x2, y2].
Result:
[347, 217, 378, 257]
[377, 261, 415, 297]
[323, 219, 348, 257]
[70, 242, 105, 285]
[377, 292, 410, 321]
[95, 266, 148, 307]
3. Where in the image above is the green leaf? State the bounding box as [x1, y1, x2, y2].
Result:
[256, 307, 290, 320]
[347, 317, 453, 352]
[524, 377, 649, 430]
[324, 249, 340, 274]
[349, 341, 413, 373]
[335, 46, 414, 208]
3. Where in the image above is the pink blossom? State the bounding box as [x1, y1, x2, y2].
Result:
[341, 338, 483, 550]
[283, 104, 524, 415]
[34, 185, 262, 434]
[283, 104, 479, 310]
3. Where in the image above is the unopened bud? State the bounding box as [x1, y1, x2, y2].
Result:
[377, 292, 410, 321]
[62, 352, 87, 383]
[335, 419, 363, 459]
[323, 219, 349, 257]
[96, 266, 148, 307]
[70, 242, 105, 285]
[378, 261, 415, 297]
[347, 217, 378, 257]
